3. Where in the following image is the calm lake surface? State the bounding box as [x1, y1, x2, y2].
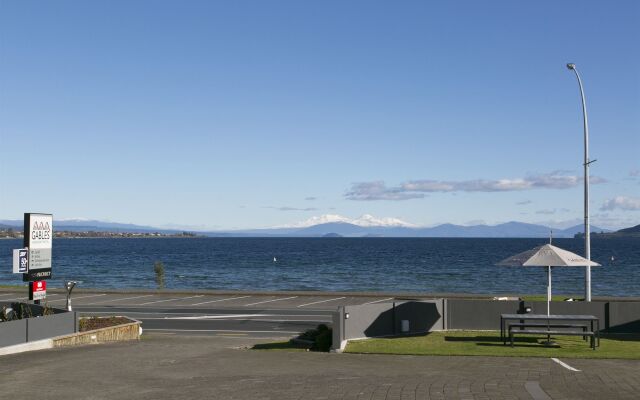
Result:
[0, 237, 638, 296]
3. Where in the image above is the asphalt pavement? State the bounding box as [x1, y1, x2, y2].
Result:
[1, 290, 403, 339]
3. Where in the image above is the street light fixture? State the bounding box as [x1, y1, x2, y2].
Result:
[566, 62, 594, 302]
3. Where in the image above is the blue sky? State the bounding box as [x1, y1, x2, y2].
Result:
[1, 1, 638, 230]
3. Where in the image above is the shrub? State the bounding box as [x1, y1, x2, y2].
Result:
[154, 261, 165, 289]
[297, 324, 332, 352]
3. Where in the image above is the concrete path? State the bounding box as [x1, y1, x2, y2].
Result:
[1, 334, 639, 400]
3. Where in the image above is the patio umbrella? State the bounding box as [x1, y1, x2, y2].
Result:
[497, 244, 600, 317]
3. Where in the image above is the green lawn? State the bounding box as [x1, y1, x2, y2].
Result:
[345, 331, 640, 359]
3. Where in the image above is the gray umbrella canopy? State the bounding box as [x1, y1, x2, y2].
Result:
[498, 244, 601, 268]
[498, 244, 601, 316]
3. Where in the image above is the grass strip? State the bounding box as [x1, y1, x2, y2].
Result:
[345, 331, 640, 359]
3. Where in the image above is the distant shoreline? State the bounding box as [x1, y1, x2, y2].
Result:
[0, 231, 202, 239]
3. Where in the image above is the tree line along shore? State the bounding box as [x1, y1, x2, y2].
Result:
[0, 228, 201, 239]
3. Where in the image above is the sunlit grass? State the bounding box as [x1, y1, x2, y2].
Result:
[345, 331, 640, 359]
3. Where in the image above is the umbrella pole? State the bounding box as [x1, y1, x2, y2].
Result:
[547, 266, 551, 317]
[543, 266, 556, 346]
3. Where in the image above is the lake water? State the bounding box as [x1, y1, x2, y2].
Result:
[0, 237, 638, 296]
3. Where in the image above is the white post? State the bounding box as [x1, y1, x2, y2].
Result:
[567, 63, 592, 302]
[547, 266, 552, 317]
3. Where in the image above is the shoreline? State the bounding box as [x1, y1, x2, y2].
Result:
[1, 287, 639, 301]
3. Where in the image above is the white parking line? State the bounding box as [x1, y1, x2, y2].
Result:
[361, 297, 394, 305]
[0, 293, 20, 299]
[138, 295, 203, 306]
[191, 296, 251, 306]
[244, 296, 298, 307]
[144, 328, 301, 334]
[49, 294, 107, 303]
[551, 358, 581, 372]
[297, 297, 346, 308]
[85, 294, 155, 305]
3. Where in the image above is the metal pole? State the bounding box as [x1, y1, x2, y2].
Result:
[547, 266, 551, 317]
[567, 63, 592, 302]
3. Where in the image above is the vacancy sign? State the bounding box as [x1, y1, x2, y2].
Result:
[12, 248, 29, 273]
[24, 213, 53, 281]
[31, 280, 47, 301]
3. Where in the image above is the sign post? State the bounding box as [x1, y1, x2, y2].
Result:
[22, 213, 53, 304]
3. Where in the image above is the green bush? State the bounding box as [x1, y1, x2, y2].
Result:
[297, 324, 332, 352]
[154, 261, 165, 289]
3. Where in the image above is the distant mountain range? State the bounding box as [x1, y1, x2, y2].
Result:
[588, 224, 640, 238]
[0, 217, 619, 238]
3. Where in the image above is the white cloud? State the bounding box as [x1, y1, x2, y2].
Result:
[345, 181, 425, 201]
[276, 214, 417, 228]
[536, 209, 556, 215]
[264, 206, 318, 212]
[345, 172, 606, 201]
[600, 196, 640, 211]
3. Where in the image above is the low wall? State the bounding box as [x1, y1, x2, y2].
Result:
[333, 300, 444, 350]
[332, 298, 640, 351]
[53, 318, 141, 347]
[0, 303, 76, 348]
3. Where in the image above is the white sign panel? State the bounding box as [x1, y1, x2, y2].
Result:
[28, 214, 53, 270]
[13, 248, 29, 273]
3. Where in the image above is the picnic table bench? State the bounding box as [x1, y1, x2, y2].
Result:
[500, 313, 600, 349]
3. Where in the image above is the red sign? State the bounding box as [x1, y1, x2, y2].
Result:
[32, 280, 47, 300]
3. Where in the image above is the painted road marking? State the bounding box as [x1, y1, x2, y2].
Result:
[0, 293, 21, 299]
[162, 314, 269, 320]
[191, 295, 252, 306]
[361, 297, 393, 305]
[49, 294, 107, 303]
[85, 294, 155, 305]
[244, 296, 298, 307]
[551, 358, 581, 372]
[297, 297, 346, 308]
[138, 295, 203, 305]
[524, 381, 552, 400]
[143, 328, 301, 334]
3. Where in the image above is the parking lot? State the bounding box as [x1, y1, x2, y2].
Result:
[0, 290, 402, 309]
[1, 290, 406, 339]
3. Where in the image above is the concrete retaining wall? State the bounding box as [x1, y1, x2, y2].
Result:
[53, 319, 141, 347]
[333, 300, 444, 351]
[445, 300, 520, 330]
[0, 303, 76, 348]
[0, 319, 27, 347]
[607, 302, 640, 332]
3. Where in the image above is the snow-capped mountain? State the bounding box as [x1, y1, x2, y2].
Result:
[278, 214, 417, 229]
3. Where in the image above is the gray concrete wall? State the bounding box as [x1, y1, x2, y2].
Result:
[446, 300, 521, 330]
[394, 300, 444, 333]
[608, 302, 640, 332]
[338, 300, 444, 344]
[0, 304, 76, 348]
[0, 319, 27, 347]
[28, 312, 77, 341]
[344, 303, 396, 340]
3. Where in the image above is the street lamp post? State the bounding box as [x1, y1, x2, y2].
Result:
[566, 62, 593, 302]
